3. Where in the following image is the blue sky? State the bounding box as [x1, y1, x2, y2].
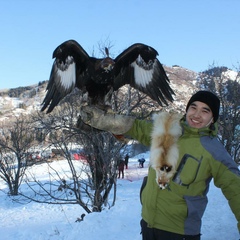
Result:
[0, 0, 239, 89]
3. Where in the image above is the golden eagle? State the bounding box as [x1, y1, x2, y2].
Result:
[41, 40, 174, 113]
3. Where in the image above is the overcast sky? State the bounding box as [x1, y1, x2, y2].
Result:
[0, 0, 239, 89]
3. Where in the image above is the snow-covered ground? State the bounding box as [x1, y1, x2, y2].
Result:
[0, 153, 238, 240]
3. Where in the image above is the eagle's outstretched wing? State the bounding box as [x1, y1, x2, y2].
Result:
[113, 43, 174, 106]
[41, 40, 90, 113]
[41, 41, 175, 114]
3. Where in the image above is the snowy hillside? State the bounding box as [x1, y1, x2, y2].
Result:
[0, 83, 46, 124]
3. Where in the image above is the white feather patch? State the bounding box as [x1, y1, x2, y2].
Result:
[56, 56, 76, 90]
[131, 61, 154, 87]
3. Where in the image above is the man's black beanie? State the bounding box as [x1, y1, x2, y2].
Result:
[186, 91, 220, 123]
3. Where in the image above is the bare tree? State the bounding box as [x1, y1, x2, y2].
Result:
[197, 64, 240, 163]
[19, 95, 125, 213]
[81, 131, 123, 212]
[0, 115, 35, 195]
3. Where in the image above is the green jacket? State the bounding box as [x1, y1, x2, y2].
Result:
[126, 117, 240, 235]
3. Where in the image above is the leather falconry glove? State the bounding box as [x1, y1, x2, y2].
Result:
[79, 106, 135, 135]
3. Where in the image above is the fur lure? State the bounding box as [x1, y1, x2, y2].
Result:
[150, 112, 182, 189]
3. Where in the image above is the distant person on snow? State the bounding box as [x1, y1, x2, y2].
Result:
[79, 91, 240, 239]
[138, 158, 145, 168]
[124, 154, 129, 169]
[118, 159, 125, 179]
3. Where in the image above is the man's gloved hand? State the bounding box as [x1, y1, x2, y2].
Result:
[76, 116, 102, 133]
[78, 106, 135, 135]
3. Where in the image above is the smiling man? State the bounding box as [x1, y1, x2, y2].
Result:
[79, 90, 240, 240]
[185, 91, 220, 129]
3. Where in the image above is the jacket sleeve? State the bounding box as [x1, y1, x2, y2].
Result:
[208, 139, 240, 231]
[124, 119, 153, 147]
[214, 163, 240, 231]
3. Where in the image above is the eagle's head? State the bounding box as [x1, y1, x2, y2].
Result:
[100, 57, 115, 72]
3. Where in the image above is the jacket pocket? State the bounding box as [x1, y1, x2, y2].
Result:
[172, 154, 202, 187]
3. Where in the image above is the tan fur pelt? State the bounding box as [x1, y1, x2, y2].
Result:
[150, 112, 182, 189]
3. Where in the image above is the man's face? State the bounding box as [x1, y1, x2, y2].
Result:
[186, 101, 214, 129]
